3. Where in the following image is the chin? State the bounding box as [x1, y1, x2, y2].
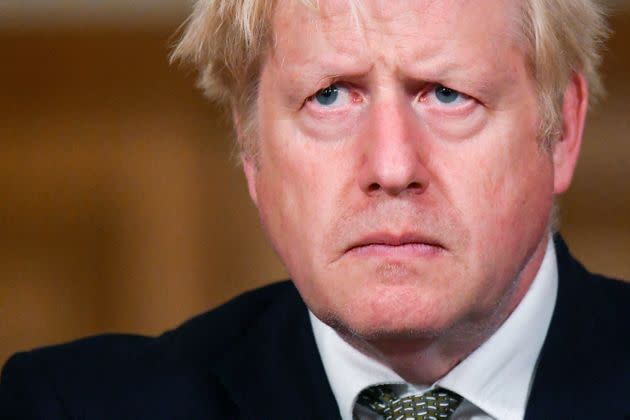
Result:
[299, 259, 473, 341]
[316, 287, 459, 342]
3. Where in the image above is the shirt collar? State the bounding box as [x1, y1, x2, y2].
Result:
[310, 237, 558, 420]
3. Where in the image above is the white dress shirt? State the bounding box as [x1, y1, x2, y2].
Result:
[310, 238, 558, 420]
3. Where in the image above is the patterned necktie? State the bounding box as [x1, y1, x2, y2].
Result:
[357, 384, 463, 420]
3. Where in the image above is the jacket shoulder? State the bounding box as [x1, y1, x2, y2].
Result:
[0, 280, 299, 418]
[157, 280, 302, 365]
[526, 238, 630, 419]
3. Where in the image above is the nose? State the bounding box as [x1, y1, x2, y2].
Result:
[357, 97, 430, 196]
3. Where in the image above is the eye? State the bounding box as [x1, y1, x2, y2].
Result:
[307, 83, 356, 110]
[435, 85, 461, 104]
[314, 85, 341, 106]
[425, 84, 470, 107]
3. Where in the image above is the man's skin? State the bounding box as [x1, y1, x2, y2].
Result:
[241, 0, 588, 385]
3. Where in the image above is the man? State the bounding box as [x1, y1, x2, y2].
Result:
[1, 0, 628, 419]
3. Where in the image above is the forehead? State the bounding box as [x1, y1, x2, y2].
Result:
[270, 0, 524, 82]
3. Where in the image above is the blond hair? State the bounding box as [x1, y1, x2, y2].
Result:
[520, 1, 609, 149]
[171, 0, 609, 155]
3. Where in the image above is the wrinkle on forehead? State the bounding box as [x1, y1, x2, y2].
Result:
[282, 0, 519, 35]
[273, 0, 521, 54]
[269, 0, 526, 96]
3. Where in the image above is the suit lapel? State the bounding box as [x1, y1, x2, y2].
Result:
[523, 236, 582, 419]
[524, 235, 624, 419]
[212, 285, 341, 420]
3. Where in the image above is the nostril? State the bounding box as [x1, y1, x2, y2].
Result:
[368, 183, 380, 192]
[408, 182, 423, 190]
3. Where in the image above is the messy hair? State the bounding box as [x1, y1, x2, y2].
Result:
[519, 0, 609, 149]
[171, 0, 609, 156]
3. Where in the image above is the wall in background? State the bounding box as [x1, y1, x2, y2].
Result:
[1, 12, 629, 366]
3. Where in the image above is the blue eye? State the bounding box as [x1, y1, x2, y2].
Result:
[434, 85, 461, 104]
[314, 85, 340, 106]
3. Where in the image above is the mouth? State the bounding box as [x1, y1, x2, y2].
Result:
[344, 232, 446, 258]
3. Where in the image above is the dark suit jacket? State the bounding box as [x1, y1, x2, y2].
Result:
[1, 237, 629, 419]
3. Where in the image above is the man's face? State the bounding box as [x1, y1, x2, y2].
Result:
[245, 0, 573, 340]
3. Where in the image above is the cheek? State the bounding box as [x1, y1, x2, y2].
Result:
[439, 120, 554, 255]
[255, 126, 344, 274]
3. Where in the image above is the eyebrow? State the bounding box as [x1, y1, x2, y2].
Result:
[271, 36, 519, 106]
[281, 59, 499, 97]
[271, 49, 373, 94]
[402, 60, 496, 96]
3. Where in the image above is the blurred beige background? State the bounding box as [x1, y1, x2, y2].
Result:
[1, 2, 629, 366]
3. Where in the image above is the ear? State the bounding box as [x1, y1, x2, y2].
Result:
[241, 153, 259, 207]
[233, 109, 260, 207]
[552, 72, 589, 194]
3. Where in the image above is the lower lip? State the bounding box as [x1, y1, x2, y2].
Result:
[346, 243, 444, 258]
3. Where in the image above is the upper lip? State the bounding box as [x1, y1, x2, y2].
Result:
[345, 232, 445, 253]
